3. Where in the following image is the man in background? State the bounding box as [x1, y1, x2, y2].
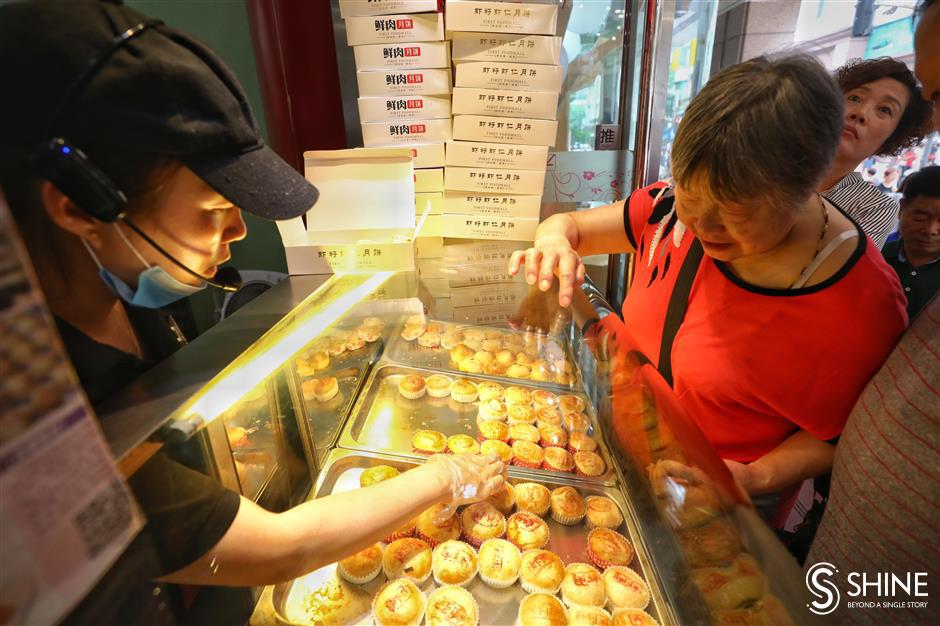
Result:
[883, 166, 940, 318]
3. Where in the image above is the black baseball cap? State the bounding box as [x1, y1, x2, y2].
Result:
[0, 0, 318, 220]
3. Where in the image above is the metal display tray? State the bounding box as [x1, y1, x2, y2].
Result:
[338, 364, 617, 486]
[271, 449, 667, 626]
[290, 338, 384, 457]
[385, 321, 582, 391]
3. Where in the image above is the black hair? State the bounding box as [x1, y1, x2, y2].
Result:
[901, 166, 940, 204]
[671, 54, 843, 210]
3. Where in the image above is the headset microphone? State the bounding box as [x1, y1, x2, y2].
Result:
[120, 216, 242, 292]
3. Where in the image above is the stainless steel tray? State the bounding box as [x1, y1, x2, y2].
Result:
[270, 449, 668, 626]
[290, 337, 384, 458]
[338, 364, 617, 486]
[384, 321, 582, 391]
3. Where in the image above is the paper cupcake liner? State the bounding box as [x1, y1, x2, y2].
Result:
[477, 432, 510, 443]
[451, 389, 479, 403]
[576, 467, 605, 478]
[585, 516, 622, 530]
[516, 502, 550, 518]
[478, 412, 508, 422]
[337, 561, 382, 585]
[476, 539, 521, 589]
[569, 606, 613, 625]
[383, 529, 414, 544]
[446, 443, 480, 456]
[519, 576, 562, 595]
[412, 447, 438, 456]
[372, 579, 426, 626]
[431, 547, 479, 588]
[586, 542, 632, 571]
[603, 566, 651, 611]
[427, 586, 481, 626]
[427, 385, 453, 398]
[511, 457, 543, 470]
[542, 459, 574, 473]
[417, 530, 459, 549]
[399, 386, 427, 400]
[461, 529, 505, 549]
[550, 509, 586, 526]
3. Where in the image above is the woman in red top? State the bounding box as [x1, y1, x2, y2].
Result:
[510, 55, 907, 497]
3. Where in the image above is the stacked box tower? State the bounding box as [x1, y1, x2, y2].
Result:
[340, 0, 452, 256]
[443, 0, 561, 241]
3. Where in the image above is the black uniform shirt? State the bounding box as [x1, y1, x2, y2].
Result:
[882, 240, 940, 319]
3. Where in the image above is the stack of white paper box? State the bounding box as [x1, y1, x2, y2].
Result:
[443, 0, 561, 241]
[341, 0, 452, 256]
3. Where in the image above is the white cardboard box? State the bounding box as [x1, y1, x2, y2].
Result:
[441, 213, 538, 241]
[357, 68, 452, 96]
[449, 281, 528, 307]
[454, 61, 563, 92]
[452, 87, 557, 119]
[415, 168, 444, 192]
[353, 41, 450, 70]
[452, 114, 557, 146]
[445, 140, 548, 170]
[451, 32, 562, 64]
[416, 191, 444, 214]
[443, 190, 541, 218]
[362, 118, 453, 147]
[345, 13, 445, 46]
[408, 143, 446, 168]
[445, 1, 558, 35]
[445, 166, 545, 195]
[358, 95, 452, 122]
[277, 148, 418, 274]
[415, 236, 444, 258]
[340, 0, 440, 18]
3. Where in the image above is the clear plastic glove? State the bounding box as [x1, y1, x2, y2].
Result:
[427, 453, 506, 521]
[507, 235, 586, 308]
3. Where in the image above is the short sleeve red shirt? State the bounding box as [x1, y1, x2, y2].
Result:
[622, 183, 908, 463]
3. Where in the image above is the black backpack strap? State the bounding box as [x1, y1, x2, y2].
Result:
[657, 238, 703, 386]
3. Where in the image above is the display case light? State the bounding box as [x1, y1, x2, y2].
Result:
[165, 271, 393, 440]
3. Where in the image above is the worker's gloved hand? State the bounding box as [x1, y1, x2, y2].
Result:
[427, 453, 506, 520]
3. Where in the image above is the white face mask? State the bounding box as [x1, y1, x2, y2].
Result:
[82, 223, 205, 308]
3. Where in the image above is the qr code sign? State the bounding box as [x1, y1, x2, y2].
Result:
[73, 479, 133, 558]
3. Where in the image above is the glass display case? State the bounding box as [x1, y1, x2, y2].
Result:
[85, 238, 830, 625]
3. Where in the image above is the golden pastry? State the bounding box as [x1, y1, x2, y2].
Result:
[575, 450, 607, 477]
[564, 411, 592, 433]
[555, 372, 575, 386]
[479, 398, 508, 421]
[417, 331, 441, 348]
[507, 364, 532, 379]
[569, 431, 599, 454]
[360, 465, 400, 487]
[514, 482, 551, 517]
[507, 512, 550, 551]
[477, 419, 510, 443]
[460, 502, 507, 547]
[383, 517, 416, 543]
[519, 549, 565, 594]
[337, 542, 383, 584]
[559, 394, 586, 412]
[301, 377, 338, 402]
[462, 328, 485, 342]
[401, 324, 426, 341]
[561, 563, 606, 608]
[539, 425, 568, 449]
[484, 329, 503, 341]
[357, 325, 381, 343]
[504, 385, 532, 406]
[511, 441, 544, 469]
[550, 486, 587, 525]
[487, 482, 516, 515]
[477, 538, 522, 588]
[530, 361, 554, 382]
[515, 352, 536, 366]
[446, 434, 481, 455]
[485, 361, 508, 376]
[425, 374, 454, 399]
[451, 378, 479, 403]
[509, 423, 541, 444]
[416, 503, 461, 547]
[495, 349, 516, 367]
[508, 404, 537, 425]
[425, 586, 479, 626]
[604, 566, 650, 610]
[412, 430, 446, 455]
[517, 593, 567, 626]
[677, 520, 743, 568]
[382, 537, 432, 584]
[567, 606, 613, 626]
[692, 554, 766, 611]
[398, 374, 427, 399]
[585, 496, 624, 530]
[611, 609, 660, 626]
[304, 577, 371, 625]
[477, 381, 505, 401]
[542, 447, 575, 473]
[441, 331, 464, 350]
[346, 336, 366, 351]
[530, 389, 558, 409]
[459, 357, 484, 374]
[451, 343, 475, 363]
[536, 407, 563, 428]
[431, 540, 479, 587]
[587, 528, 635, 569]
[474, 350, 495, 367]
[480, 439, 513, 463]
[372, 577, 426, 626]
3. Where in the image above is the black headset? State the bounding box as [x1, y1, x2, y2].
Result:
[32, 19, 241, 292]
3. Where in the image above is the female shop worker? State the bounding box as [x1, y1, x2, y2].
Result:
[0, 0, 505, 586]
[817, 57, 933, 249]
[509, 55, 907, 505]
